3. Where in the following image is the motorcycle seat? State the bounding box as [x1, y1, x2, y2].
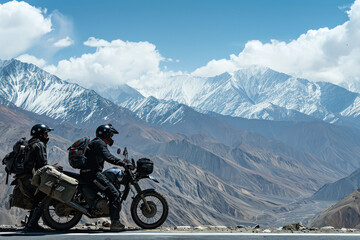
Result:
[62, 170, 89, 184]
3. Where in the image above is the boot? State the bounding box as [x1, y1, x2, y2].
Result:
[110, 220, 125, 231]
[24, 223, 46, 232]
[24, 206, 46, 232]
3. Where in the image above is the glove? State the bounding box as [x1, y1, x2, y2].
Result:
[123, 159, 134, 170]
[53, 162, 63, 171]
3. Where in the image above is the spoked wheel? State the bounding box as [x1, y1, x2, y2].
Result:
[42, 198, 82, 231]
[131, 190, 168, 229]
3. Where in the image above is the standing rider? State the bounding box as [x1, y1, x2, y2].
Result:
[19, 124, 53, 232]
[80, 124, 129, 231]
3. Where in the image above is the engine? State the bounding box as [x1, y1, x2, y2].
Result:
[95, 198, 110, 216]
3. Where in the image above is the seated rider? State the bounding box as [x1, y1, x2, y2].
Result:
[80, 124, 131, 231]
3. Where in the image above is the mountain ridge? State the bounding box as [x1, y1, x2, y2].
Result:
[124, 66, 360, 127]
[312, 168, 360, 201]
[0, 59, 138, 126]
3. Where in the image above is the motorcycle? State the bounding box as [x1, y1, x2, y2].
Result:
[9, 147, 169, 230]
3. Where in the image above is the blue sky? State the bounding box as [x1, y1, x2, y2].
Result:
[13, 0, 354, 71]
[1, 0, 360, 93]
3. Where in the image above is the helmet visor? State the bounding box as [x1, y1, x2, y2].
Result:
[110, 126, 119, 134]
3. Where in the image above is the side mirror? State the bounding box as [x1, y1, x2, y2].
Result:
[131, 158, 136, 168]
[123, 147, 128, 158]
[117, 148, 121, 155]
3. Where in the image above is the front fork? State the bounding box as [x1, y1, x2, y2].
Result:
[130, 183, 152, 212]
[122, 168, 151, 212]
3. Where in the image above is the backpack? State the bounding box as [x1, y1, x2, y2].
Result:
[68, 137, 90, 169]
[2, 137, 29, 184]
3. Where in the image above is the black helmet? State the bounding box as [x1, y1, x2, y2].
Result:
[30, 124, 53, 144]
[31, 124, 54, 136]
[96, 124, 119, 146]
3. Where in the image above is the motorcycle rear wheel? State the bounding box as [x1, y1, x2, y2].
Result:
[131, 190, 168, 229]
[42, 198, 83, 231]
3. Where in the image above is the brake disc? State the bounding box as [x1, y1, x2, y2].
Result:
[141, 201, 157, 218]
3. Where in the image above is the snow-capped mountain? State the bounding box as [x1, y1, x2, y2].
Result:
[0, 59, 137, 125]
[132, 66, 360, 124]
[99, 84, 144, 105]
[120, 96, 190, 125]
[3, 58, 360, 129]
[123, 94, 315, 125]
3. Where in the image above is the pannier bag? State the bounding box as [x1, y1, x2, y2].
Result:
[32, 165, 78, 203]
[137, 158, 153, 177]
[68, 137, 90, 169]
[9, 185, 35, 210]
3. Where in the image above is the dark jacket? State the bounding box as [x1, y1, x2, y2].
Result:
[83, 137, 124, 174]
[23, 137, 48, 176]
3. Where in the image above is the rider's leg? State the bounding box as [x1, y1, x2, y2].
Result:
[94, 172, 124, 231]
[24, 193, 48, 232]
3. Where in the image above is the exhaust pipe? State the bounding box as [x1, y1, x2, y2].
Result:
[66, 201, 91, 216]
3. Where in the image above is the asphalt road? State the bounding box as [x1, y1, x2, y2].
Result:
[2, 232, 360, 240]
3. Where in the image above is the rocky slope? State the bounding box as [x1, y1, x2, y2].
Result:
[309, 189, 360, 229]
[312, 168, 360, 201]
[120, 95, 360, 177]
[0, 101, 291, 227]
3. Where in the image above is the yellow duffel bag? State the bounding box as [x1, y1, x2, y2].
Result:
[32, 165, 78, 203]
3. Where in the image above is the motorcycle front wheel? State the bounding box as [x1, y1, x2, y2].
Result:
[42, 198, 83, 231]
[131, 190, 168, 229]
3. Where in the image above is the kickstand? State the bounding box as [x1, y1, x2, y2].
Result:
[21, 214, 29, 226]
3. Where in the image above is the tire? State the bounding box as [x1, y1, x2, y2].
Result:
[131, 190, 168, 229]
[42, 198, 83, 231]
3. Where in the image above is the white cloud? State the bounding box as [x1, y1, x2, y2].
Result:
[192, 0, 360, 92]
[338, 4, 352, 11]
[84, 37, 111, 47]
[0, 0, 52, 59]
[192, 58, 238, 77]
[16, 54, 46, 68]
[45, 37, 166, 92]
[53, 36, 74, 47]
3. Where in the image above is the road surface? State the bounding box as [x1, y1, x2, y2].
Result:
[2, 231, 360, 240]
